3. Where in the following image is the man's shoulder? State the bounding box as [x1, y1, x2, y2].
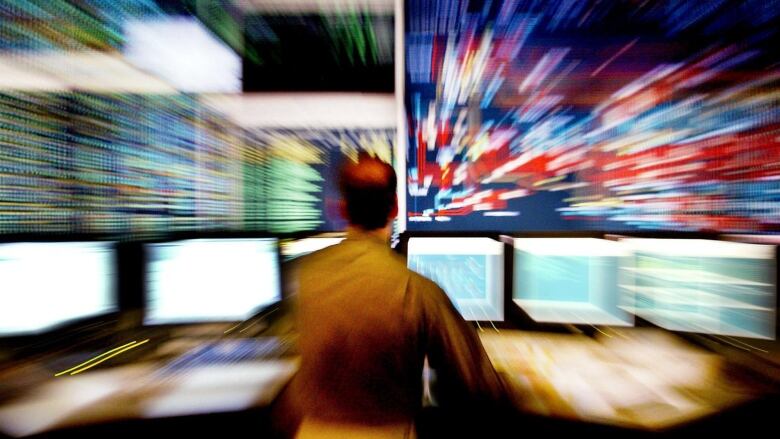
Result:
[301, 239, 408, 271]
[406, 268, 439, 290]
[405, 269, 451, 308]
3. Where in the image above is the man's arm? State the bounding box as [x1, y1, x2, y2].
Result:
[417, 277, 508, 409]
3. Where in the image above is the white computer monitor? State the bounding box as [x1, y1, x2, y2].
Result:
[513, 238, 633, 326]
[280, 236, 344, 261]
[407, 237, 504, 321]
[0, 242, 116, 336]
[145, 238, 281, 324]
[620, 238, 776, 339]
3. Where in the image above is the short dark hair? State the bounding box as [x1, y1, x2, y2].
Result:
[338, 153, 397, 230]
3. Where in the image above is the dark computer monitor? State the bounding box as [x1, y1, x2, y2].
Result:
[620, 238, 776, 339]
[242, 12, 394, 92]
[0, 242, 116, 335]
[513, 238, 633, 326]
[407, 237, 504, 321]
[144, 238, 281, 324]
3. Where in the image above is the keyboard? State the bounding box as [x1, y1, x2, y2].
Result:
[157, 337, 293, 377]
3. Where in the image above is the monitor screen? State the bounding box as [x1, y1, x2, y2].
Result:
[407, 237, 504, 321]
[280, 236, 345, 261]
[0, 93, 393, 236]
[406, 0, 780, 233]
[145, 238, 281, 324]
[242, 12, 394, 92]
[513, 238, 633, 326]
[0, 242, 116, 336]
[620, 239, 776, 339]
[247, 128, 395, 233]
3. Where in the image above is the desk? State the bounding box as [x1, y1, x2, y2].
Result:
[480, 328, 766, 431]
[0, 359, 298, 437]
[1, 328, 774, 437]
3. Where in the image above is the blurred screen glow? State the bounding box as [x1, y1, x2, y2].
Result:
[145, 238, 281, 324]
[407, 237, 504, 321]
[280, 236, 344, 261]
[620, 239, 776, 339]
[123, 17, 241, 93]
[0, 1, 397, 237]
[14, 51, 176, 93]
[406, 0, 780, 233]
[0, 242, 116, 335]
[513, 238, 633, 326]
[248, 128, 395, 233]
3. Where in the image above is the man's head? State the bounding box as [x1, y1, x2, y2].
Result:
[338, 153, 398, 231]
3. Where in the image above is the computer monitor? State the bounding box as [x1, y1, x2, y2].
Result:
[407, 237, 504, 321]
[280, 236, 345, 261]
[620, 239, 776, 339]
[405, 1, 780, 234]
[513, 238, 633, 326]
[250, 128, 395, 234]
[0, 242, 116, 336]
[242, 10, 394, 92]
[144, 238, 281, 324]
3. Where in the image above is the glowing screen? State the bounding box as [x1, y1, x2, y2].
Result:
[406, 0, 780, 232]
[145, 238, 280, 324]
[513, 238, 632, 326]
[407, 237, 504, 321]
[0, 242, 116, 335]
[620, 239, 775, 339]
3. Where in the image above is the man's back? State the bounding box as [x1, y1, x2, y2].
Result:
[290, 230, 505, 426]
[285, 154, 507, 437]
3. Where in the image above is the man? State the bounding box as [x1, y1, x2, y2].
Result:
[288, 154, 508, 437]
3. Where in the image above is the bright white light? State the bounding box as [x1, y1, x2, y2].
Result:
[201, 94, 397, 129]
[0, 54, 67, 91]
[281, 237, 344, 259]
[6, 51, 176, 93]
[123, 17, 241, 93]
[514, 238, 628, 257]
[0, 242, 115, 335]
[409, 237, 504, 255]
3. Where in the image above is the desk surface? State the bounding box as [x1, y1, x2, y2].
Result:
[0, 353, 298, 438]
[480, 328, 767, 431]
[0, 328, 774, 437]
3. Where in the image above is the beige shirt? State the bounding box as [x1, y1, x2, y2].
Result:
[288, 229, 505, 427]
